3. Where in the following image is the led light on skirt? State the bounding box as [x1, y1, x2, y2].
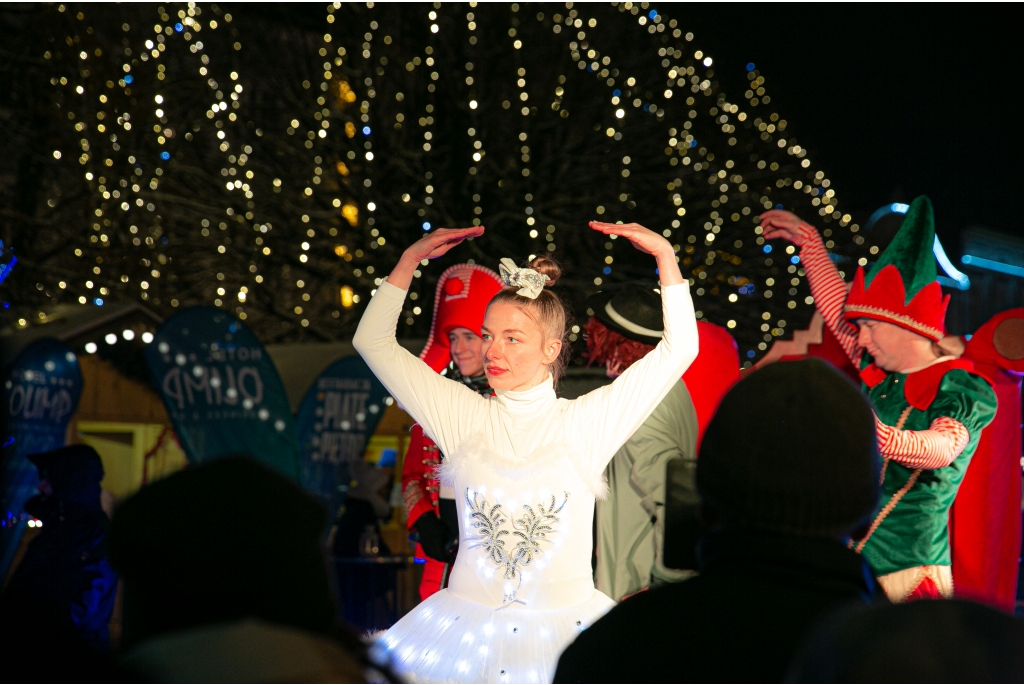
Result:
[419, 264, 504, 373]
[370, 587, 613, 684]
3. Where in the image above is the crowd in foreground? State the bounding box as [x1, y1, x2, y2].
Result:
[1, 199, 1023, 683]
[2, 364, 1022, 682]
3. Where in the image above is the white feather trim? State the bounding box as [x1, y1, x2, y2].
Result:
[437, 432, 609, 500]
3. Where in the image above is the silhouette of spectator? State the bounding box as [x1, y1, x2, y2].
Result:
[0, 444, 120, 681]
[108, 455, 369, 682]
[788, 599, 1024, 682]
[331, 458, 402, 633]
[556, 359, 886, 683]
[332, 458, 393, 559]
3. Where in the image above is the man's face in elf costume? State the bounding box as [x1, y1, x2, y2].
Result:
[448, 326, 485, 378]
[856, 319, 938, 373]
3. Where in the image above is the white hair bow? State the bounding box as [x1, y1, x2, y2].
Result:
[498, 257, 549, 299]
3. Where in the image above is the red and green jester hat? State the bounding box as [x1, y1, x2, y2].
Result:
[785, 195, 997, 603]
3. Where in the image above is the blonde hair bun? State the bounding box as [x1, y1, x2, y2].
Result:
[488, 255, 570, 385]
[528, 256, 561, 287]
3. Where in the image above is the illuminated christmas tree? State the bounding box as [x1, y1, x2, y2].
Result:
[1, 2, 877, 365]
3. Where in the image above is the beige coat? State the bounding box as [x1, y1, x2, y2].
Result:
[596, 380, 698, 601]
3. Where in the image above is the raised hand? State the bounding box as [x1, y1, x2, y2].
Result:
[759, 209, 815, 247]
[589, 221, 683, 286]
[406, 226, 486, 262]
[588, 221, 673, 257]
[385, 225, 485, 291]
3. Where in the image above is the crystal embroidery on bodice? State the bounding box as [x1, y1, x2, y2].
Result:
[465, 488, 569, 607]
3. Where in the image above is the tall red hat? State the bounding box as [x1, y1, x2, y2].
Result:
[419, 263, 503, 373]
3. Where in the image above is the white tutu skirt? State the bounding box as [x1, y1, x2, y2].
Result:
[370, 588, 615, 683]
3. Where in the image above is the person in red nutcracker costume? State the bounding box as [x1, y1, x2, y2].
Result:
[401, 263, 502, 601]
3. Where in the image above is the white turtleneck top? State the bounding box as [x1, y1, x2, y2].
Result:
[354, 279, 698, 611]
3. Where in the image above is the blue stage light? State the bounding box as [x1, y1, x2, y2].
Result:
[864, 203, 971, 289]
[962, 254, 1024, 278]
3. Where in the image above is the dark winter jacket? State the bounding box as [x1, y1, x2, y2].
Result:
[6, 499, 117, 651]
[555, 529, 885, 684]
[0, 445, 117, 655]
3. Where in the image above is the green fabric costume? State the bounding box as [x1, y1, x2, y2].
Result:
[841, 197, 997, 575]
[858, 361, 997, 575]
[596, 380, 698, 601]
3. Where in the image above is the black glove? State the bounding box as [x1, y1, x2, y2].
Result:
[414, 512, 454, 563]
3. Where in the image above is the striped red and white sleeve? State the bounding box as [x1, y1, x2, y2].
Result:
[876, 415, 971, 470]
[796, 223, 862, 364]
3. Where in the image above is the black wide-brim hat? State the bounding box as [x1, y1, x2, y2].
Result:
[586, 282, 664, 346]
[28, 444, 105, 488]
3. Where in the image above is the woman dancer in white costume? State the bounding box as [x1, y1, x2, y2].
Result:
[354, 221, 698, 683]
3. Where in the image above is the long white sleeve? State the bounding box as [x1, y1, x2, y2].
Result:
[568, 281, 699, 475]
[352, 280, 488, 457]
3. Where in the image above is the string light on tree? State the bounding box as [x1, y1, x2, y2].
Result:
[10, 2, 880, 361]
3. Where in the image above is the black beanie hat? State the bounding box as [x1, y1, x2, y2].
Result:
[109, 455, 334, 649]
[696, 358, 880, 537]
[28, 444, 105, 508]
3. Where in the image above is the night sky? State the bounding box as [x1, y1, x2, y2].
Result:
[677, 4, 1020, 248]
[258, 2, 1020, 249]
[2, 3, 1017, 338]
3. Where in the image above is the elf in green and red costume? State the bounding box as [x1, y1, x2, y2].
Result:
[761, 196, 997, 602]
